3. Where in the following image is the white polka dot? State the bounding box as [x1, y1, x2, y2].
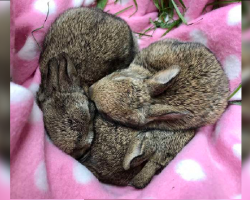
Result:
[0, 163, 10, 185]
[18, 37, 39, 61]
[233, 144, 241, 160]
[34, 0, 56, 15]
[175, 159, 206, 181]
[10, 82, 33, 103]
[28, 83, 40, 96]
[190, 30, 207, 46]
[233, 194, 241, 199]
[73, 161, 94, 184]
[34, 161, 49, 192]
[230, 88, 241, 101]
[223, 55, 241, 80]
[83, 0, 95, 6]
[117, 0, 131, 6]
[228, 5, 241, 26]
[28, 103, 43, 123]
[73, 0, 84, 7]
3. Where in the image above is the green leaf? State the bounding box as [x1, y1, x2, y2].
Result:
[134, 32, 153, 37]
[153, 0, 161, 11]
[149, 18, 155, 25]
[143, 26, 154, 34]
[171, 0, 187, 24]
[97, 0, 108, 9]
[229, 101, 242, 106]
[161, 18, 182, 37]
[168, 0, 174, 19]
[159, 11, 168, 22]
[228, 83, 242, 100]
[129, 0, 139, 17]
[138, 26, 154, 38]
[160, 0, 165, 9]
[178, 0, 186, 9]
[115, 5, 133, 15]
[153, 20, 173, 29]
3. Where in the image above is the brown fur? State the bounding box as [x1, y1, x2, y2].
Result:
[90, 39, 230, 131]
[39, 7, 138, 90]
[37, 8, 138, 158]
[38, 53, 94, 159]
[82, 114, 195, 188]
[38, 49, 195, 189]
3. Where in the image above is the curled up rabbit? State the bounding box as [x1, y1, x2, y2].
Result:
[40, 53, 195, 189]
[83, 114, 195, 189]
[89, 39, 230, 131]
[37, 7, 138, 158]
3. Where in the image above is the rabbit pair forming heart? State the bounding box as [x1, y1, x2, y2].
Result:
[37, 7, 229, 189]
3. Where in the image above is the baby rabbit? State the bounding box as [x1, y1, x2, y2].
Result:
[82, 114, 195, 189]
[37, 7, 138, 157]
[90, 39, 230, 131]
[39, 7, 138, 89]
[38, 53, 94, 159]
[40, 53, 195, 189]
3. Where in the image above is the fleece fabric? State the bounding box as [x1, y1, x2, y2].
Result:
[10, 0, 241, 199]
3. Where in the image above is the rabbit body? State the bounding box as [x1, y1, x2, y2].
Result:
[82, 113, 195, 189]
[90, 39, 230, 131]
[37, 7, 138, 158]
[37, 13, 198, 189]
[39, 7, 138, 89]
[38, 52, 195, 189]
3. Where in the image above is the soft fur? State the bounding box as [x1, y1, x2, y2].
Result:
[90, 39, 230, 131]
[39, 50, 195, 189]
[10, 1, 241, 198]
[82, 114, 195, 189]
[39, 7, 138, 88]
[37, 7, 138, 158]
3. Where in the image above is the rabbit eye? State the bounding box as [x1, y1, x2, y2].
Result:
[68, 119, 73, 125]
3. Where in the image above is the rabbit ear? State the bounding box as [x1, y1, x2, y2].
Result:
[147, 65, 180, 96]
[45, 58, 59, 96]
[123, 133, 155, 171]
[58, 53, 79, 91]
[146, 104, 190, 122]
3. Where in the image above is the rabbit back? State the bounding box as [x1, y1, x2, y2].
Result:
[40, 7, 138, 87]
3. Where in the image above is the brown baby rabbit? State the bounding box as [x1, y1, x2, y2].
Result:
[83, 114, 194, 188]
[37, 7, 138, 158]
[38, 53, 94, 159]
[90, 39, 230, 131]
[39, 7, 138, 89]
[40, 53, 195, 189]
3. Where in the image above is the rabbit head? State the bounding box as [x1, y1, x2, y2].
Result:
[89, 63, 183, 127]
[90, 40, 229, 130]
[38, 53, 94, 159]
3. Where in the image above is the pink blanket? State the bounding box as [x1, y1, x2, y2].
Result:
[10, 0, 242, 199]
